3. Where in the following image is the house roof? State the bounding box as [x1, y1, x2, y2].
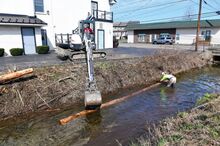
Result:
[0, 13, 47, 26]
[126, 19, 220, 30]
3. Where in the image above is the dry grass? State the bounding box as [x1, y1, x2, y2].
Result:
[132, 94, 220, 146]
[0, 50, 211, 119]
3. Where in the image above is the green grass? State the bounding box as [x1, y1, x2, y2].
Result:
[95, 62, 112, 70]
[196, 93, 218, 105]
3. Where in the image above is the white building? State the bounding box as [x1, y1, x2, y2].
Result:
[113, 21, 139, 40]
[0, 0, 115, 56]
[127, 19, 220, 45]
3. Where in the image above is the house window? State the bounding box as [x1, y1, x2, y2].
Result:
[34, 0, 44, 12]
[138, 34, 146, 42]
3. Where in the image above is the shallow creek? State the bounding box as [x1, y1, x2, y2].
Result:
[0, 66, 220, 146]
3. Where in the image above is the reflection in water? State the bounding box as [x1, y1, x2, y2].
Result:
[1, 66, 220, 146]
[160, 87, 168, 103]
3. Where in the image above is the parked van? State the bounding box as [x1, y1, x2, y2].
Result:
[153, 36, 174, 45]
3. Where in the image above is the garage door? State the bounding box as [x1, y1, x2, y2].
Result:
[22, 27, 36, 54]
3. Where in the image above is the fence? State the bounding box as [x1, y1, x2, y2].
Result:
[55, 33, 71, 44]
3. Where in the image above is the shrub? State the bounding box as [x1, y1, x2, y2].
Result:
[10, 48, 24, 56]
[36, 46, 49, 54]
[0, 48, 4, 57]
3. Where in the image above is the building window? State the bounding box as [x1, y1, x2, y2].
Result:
[138, 34, 146, 42]
[176, 34, 180, 40]
[34, 0, 44, 12]
[205, 30, 211, 41]
[201, 30, 211, 41]
[91, 1, 98, 18]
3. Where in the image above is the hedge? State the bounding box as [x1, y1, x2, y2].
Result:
[10, 48, 24, 56]
[0, 48, 4, 57]
[36, 46, 49, 54]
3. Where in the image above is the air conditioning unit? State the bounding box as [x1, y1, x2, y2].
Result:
[109, 0, 117, 5]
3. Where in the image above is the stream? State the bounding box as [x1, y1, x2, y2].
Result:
[0, 65, 220, 146]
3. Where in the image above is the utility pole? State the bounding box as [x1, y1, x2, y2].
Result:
[195, 0, 202, 51]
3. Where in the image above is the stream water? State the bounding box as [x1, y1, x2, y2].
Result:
[1, 66, 220, 146]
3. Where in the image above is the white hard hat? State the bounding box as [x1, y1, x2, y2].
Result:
[162, 72, 165, 75]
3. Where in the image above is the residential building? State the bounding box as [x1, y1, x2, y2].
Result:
[0, 0, 115, 56]
[127, 19, 220, 45]
[0, 0, 46, 56]
[113, 21, 139, 40]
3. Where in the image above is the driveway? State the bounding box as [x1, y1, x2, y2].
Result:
[0, 52, 66, 72]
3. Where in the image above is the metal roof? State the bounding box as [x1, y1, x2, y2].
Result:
[114, 21, 140, 27]
[0, 13, 47, 26]
[126, 19, 220, 30]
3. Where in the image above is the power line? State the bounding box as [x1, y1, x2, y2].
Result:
[190, 0, 213, 11]
[114, 2, 181, 20]
[139, 11, 218, 23]
[203, 0, 219, 10]
[114, 0, 189, 15]
[120, 3, 189, 21]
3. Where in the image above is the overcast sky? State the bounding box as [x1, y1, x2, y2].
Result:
[111, 0, 220, 23]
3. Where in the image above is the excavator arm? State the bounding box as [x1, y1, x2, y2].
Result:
[84, 33, 102, 109]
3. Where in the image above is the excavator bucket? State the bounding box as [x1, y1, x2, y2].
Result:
[85, 90, 102, 109]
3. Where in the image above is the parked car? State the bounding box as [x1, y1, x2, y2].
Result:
[153, 36, 174, 45]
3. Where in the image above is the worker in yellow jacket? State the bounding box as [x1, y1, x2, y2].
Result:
[160, 72, 176, 88]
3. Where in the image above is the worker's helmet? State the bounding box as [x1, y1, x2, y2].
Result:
[162, 72, 165, 75]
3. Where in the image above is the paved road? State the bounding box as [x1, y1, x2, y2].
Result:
[0, 47, 158, 72]
[119, 43, 211, 51]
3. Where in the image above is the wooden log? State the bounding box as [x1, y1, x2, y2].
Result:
[59, 83, 161, 125]
[60, 110, 97, 125]
[0, 68, 33, 83]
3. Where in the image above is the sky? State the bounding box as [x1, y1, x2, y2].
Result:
[111, 0, 220, 23]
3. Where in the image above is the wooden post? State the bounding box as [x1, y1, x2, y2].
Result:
[195, 0, 202, 51]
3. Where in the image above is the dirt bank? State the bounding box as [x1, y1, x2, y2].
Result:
[0, 50, 212, 119]
[132, 94, 220, 146]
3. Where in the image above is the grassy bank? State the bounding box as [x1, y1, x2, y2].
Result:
[131, 94, 220, 146]
[0, 50, 211, 119]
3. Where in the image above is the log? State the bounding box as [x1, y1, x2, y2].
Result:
[60, 110, 97, 125]
[0, 68, 33, 83]
[59, 83, 161, 125]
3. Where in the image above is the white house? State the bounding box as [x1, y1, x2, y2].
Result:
[0, 0, 115, 56]
[126, 19, 220, 45]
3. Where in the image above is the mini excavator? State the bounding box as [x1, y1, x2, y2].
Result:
[56, 18, 105, 109]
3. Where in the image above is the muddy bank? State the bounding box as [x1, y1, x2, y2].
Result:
[132, 94, 220, 146]
[0, 50, 212, 119]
